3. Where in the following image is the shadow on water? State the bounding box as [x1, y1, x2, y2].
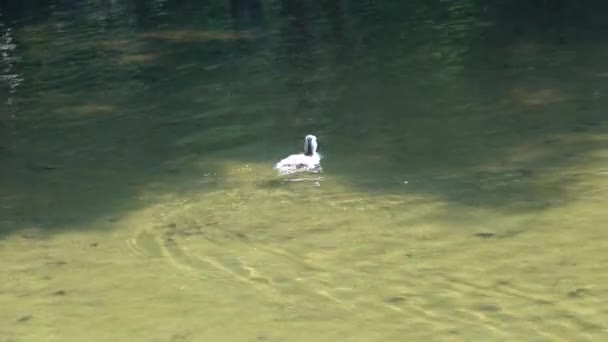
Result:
[0, 0, 607, 237]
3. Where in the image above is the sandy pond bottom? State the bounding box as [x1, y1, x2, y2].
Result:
[1, 154, 607, 342]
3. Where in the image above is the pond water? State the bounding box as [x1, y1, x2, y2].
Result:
[1, 1, 607, 341]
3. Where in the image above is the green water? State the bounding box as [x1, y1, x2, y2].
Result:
[1, 1, 607, 340]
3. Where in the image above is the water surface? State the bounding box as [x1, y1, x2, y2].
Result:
[1, 1, 607, 341]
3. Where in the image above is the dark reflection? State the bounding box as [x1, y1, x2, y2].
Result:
[231, 0, 263, 30]
[322, 0, 352, 63]
[276, 0, 350, 132]
[0, 0, 52, 26]
[0, 11, 21, 156]
[280, 0, 315, 114]
[0, 0, 607, 236]
[133, 0, 156, 28]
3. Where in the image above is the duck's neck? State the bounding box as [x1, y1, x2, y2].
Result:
[304, 140, 314, 156]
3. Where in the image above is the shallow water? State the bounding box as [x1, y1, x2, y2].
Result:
[1, 1, 608, 341]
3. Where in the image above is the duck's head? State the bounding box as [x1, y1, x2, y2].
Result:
[304, 134, 318, 156]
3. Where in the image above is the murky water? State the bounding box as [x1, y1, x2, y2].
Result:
[1, 1, 607, 341]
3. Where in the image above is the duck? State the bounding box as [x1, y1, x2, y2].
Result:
[274, 134, 322, 175]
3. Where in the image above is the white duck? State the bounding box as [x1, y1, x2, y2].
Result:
[274, 134, 322, 175]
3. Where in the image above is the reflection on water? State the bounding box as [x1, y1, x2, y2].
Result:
[1, 0, 608, 341]
[141, 30, 255, 42]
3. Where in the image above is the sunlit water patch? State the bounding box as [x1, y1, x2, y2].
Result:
[123, 154, 608, 340]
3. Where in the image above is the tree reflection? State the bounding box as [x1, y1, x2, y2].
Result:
[231, 0, 263, 30]
[0, 9, 23, 152]
[280, 0, 314, 112]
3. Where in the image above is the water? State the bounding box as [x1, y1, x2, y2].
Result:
[1, 1, 607, 340]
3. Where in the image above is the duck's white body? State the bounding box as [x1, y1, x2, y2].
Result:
[274, 134, 322, 175]
[275, 152, 321, 173]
